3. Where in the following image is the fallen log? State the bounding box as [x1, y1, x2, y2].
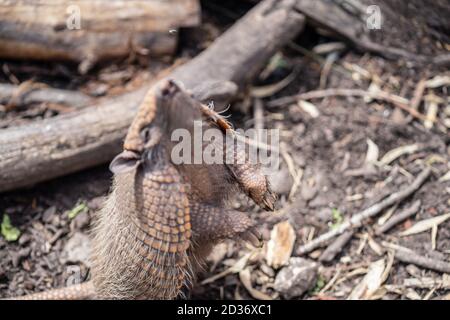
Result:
[0, 0, 305, 193]
[0, 0, 200, 73]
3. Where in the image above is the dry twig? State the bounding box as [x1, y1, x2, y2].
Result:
[375, 200, 421, 235]
[267, 88, 428, 121]
[297, 167, 431, 255]
[319, 230, 354, 262]
[393, 249, 450, 274]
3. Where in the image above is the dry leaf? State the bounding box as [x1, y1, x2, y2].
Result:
[423, 287, 437, 300]
[251, 70, 297, 98]
[367, 236, 383, 256]
[381, 251, 395, 284]
[365, 138, 379, 164]
[400, 213, 450, 236]
[348, 258, 386, 300]
[438, 170, 450, 182]
[265, 220, 296, 269]
[239, 268, 273, 300]
[405, 288, 422, 300]
[380, 144, 420, 165]
[377, 204, 398, 226]
[431, 224, 438, 250]
[346, 193, 364, 202]
[425, 75, 450, 88]
[298, 100, 320, 118]
[443, 118, 450, 128]
[206, 242, 229, 271]
[312, 42, 346, 54]
[424, 98, 438, 129]
[201, 252, 252, 285]
[364, 82, 380, 103]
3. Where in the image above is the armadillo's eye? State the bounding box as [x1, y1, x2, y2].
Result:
[140, 127, 151, 142]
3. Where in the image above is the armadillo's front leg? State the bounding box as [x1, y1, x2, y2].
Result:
[197, 98, 277, 211]
[189, 202, 261, 247]
[224, 139, 277, 211]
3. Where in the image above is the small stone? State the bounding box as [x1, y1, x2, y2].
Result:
[87, 196, 105, 211]
[90, 83, 109, 97]
[60, 232, 91, 267]
[72, 211, 90, 230]
[300, 183, 317, 201]
[293, 123, 306, 137]
[42, 206, 57, 223]
[288, 104, 303, 122]
[274, 257, 318, 299]
[51, 215, 61, 227]
[391, 108, 406, 124]
[315, 208, 332, 222]
[18, 233, 31, 246]
[405, 264, 421, 278]
[11, 247, 31, 268]
[268, 168, 293, 196]
[24, 281, 35, 290]
[293, 153, 306, 167]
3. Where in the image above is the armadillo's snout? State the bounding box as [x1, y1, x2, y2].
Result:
[159, 79, 183, 98]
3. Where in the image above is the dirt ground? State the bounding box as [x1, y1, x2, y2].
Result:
[1, 1, 449, 300]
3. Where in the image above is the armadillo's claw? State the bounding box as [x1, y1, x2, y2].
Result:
[239, 227, 263, 248]
[246, 181, 277, 212]
[260, 187, 277, 212]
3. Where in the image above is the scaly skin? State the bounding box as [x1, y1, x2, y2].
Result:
[10, 80, 276, 300]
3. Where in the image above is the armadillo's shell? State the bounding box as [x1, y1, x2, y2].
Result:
[131, 164, 192, 299]
[90, 162, 193, 300]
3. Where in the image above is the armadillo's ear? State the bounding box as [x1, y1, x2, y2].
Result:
[109, 150, 141, 174]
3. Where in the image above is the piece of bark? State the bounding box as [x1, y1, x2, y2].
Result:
[265, 220, 296, 269]
[0, 83, 92, 109]
[0, 0, 305, 193]
[0, 0, 200, 73]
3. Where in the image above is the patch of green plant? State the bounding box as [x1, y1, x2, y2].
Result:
[311, 274, 326, 294]
[330, 208, 343, 230]
[67, 202, 87, 220]
[1, 214, 21, 242]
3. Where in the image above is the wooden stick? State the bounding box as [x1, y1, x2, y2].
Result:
[267, 88, 428, 121]
[319, 230, 354, 262]
[375, 200, 421, 235]
[393, 248, 450, 274]
[296, 167, 431, 255]
[410, 79, 427, 111]
[0, 0, 305, 193]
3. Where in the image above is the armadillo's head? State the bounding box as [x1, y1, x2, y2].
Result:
[109, 79, 200, 174]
